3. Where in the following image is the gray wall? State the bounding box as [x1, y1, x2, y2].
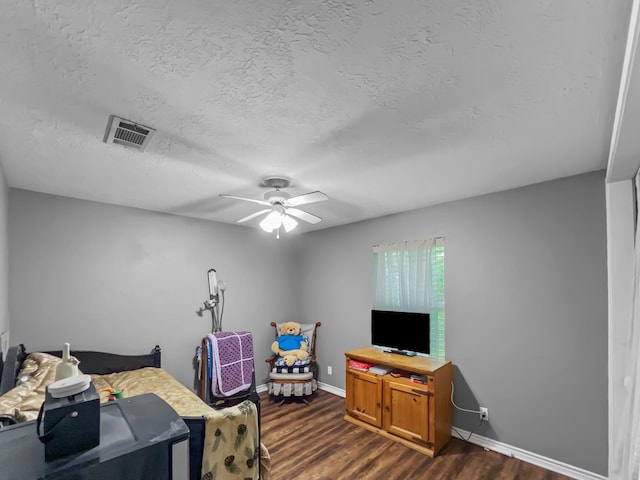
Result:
[0, 165, 8, 342]
[295, 171, 608, 475]
[8, 189, 300, 388]
[7, 172, 608, 474]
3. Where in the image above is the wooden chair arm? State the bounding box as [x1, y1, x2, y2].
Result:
[266, 354, 278, 368]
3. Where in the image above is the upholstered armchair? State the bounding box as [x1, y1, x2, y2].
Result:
[266, 321, 321, 404]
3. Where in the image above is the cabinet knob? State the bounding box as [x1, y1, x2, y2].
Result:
[376, 402, 381, 408]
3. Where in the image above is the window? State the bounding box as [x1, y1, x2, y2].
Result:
[373, 238, 445, 359]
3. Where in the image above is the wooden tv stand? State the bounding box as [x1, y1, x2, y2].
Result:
[344, 347, 452, 457]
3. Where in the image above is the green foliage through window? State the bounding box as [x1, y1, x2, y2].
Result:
[430, 244, 445, 359]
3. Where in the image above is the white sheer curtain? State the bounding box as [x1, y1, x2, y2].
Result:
[613, 174, 640, 479]
[373, 237, 445, 358]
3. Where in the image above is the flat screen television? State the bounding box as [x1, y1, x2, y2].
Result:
[371, 309, 430, 355]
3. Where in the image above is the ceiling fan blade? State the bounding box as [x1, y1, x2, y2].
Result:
[285, 191, 328, 207]
[219, 194, 270, 206]
[285, 207, 322, 224]
[237, 209, 272, 223]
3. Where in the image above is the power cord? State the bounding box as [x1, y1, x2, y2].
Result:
[452, 419, 484, 442]
[451, 380, 482, 415]
[450, 380, 485, 442]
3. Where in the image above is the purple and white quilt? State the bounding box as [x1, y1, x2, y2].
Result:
[207, 331, 254, 397]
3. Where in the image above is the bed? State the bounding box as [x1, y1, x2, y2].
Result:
[0, 344, 270, 480]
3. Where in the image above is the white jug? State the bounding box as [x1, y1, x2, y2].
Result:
[54, 343, 80, 381]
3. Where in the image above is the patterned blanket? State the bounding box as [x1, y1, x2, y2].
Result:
[207, 331, 254, 397]
[0, 352, 271, 480]
[200, 400, 266, 480]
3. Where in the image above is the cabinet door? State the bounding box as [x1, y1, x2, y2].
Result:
[383, 379, 434, 447]
[345, 370, 382, 427]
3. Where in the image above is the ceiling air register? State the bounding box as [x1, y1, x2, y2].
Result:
[104, 115, 156, 151]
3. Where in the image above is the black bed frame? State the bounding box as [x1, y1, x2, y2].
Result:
[0, 344, 261, 480]
[0, 344, 162, 395]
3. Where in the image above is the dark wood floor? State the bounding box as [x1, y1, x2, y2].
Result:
[260, 390, 573, 480]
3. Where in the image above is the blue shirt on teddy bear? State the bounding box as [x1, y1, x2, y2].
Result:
[278, 334, 305, 351]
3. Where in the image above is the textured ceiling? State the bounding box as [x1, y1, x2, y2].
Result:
[0, 1, 632, 234]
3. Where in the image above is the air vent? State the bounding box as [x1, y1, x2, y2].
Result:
[104, 115, 155, 151]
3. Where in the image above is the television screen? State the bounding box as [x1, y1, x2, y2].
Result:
[371, 309, 430, 355]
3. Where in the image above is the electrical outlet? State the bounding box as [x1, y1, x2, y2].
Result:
[327, 365, 333, 375]
[480, 407, 489, 421]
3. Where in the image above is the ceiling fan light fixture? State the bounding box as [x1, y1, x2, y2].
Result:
[259, 210, 282, 232]
[282, 214, 298, 232]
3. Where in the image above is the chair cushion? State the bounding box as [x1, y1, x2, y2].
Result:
[271, 365, 310, 374]
[273, 355, 311, 367]
[269, 372, 313, 381]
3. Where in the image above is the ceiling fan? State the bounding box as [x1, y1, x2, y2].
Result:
[220, 176, 329, 237]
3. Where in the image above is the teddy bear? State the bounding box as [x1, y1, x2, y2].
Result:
[271, 321, 309, 366]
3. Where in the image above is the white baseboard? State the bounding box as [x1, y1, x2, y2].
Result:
[451, 428, 607, 480]
[318, 382, 345, 397]
[256, 383, 268, 393]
